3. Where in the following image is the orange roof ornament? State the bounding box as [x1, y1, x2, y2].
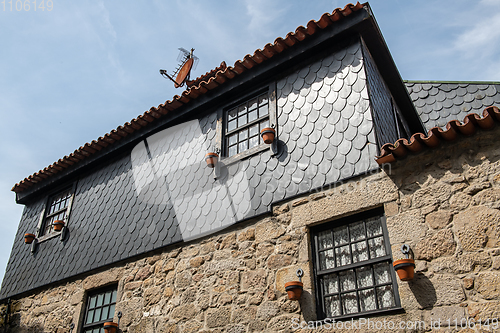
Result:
[160, 48, 199, 88]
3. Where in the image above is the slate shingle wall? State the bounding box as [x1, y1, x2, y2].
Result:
[0, 39, 380, 299]
[406, 82, 500, 131]
[363, 42, 399, 147]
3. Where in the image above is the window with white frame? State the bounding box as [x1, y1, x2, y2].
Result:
[225, 91, 270, 157]
[40, 186, 74, 236]
[218, 83, 277, 162]
[311, 208, 400, 319]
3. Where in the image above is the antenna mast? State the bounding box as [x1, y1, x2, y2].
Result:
[160, 48, 199, 88]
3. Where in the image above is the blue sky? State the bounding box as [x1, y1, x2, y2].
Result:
[1, 0, 499, 286]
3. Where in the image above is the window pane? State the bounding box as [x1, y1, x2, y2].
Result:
[335, 245, 351, 267]
[319, 249, 335, 270]
[248, 97, 258, 110]
[228, 133, 238, 146]
[96, 294, 104, 307]
[237, 105, 246, 115]
[325, 295, 340, 317]
[249, 123, 259, 137]
[333, 226, 348, 246]
[351, 241, 369, 263]
[318, 230, 333, 250]
[111, 290, 117, 303]
[238, 115, 247, 127]
[342, 292, 358, 314]
[109, 304, 115, 319]
[359, 289, 377, 312]
[94, 308, 101, 322]
[86, 310, 94, 324]
[366, 217, 383, 237]
[238, 141, 248, 153]
[374, 262, 392, 285]
[228, 108, 238, 121]
[349, 221, 365, 242]
[323, 273, 338, 294]
[376, 285, 396, 309]
[339, 269, 356, 292]
[238, 130, 248, 141]
[101, 306, 109, 321]
[89, 296, 97, 309]
[228, 120, 237, 132]
[368, 236, 386, 258]
[356, 266, 373, 288]
[259, 104, 269, 117]
[249, 136, 259, 149]
[248, 109, 258, 122]
[228, 145, 237, 157]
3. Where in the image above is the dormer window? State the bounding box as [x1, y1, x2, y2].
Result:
[39, 186, 75, 236]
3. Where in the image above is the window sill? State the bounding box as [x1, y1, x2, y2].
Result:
[222, 143, 270, 166]
[37, 231, 62, 243]
[319, 307, 405, 323]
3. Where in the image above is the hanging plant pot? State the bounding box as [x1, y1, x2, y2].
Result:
[260, 127, 276, 144]
[24, 233, 36, 244]
[53, 220, 65, 232]
[205, 152, 219, 168]
[393, 259, 415, 281]
[103, 322, 119, 333]
[284, 281, 303, 300]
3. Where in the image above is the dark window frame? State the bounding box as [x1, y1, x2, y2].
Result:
[82, 285, 118, 333]
[311, 207, 402, 321]
[36, 183, 76, 241]
[215, 82, 277, 165]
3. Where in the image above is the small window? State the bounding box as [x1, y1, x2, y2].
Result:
[311, 209, 400, 320]
[82, 286, 117, 333]
[40, 187, 74, 236]
[225, 92, 270, 157]
[216, 82, 277, 163]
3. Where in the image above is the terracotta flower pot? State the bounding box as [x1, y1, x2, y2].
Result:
[24, 233, 36, 244]
[205, 152, 218, 168]
[284, 281, 303, 300]
[393, 259, 415, 281]
[260, 127, 276, 144]
[103, 322, 119, 333]
[53, 220, 65, 232]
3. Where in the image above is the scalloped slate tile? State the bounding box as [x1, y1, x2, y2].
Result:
[406, 82, 500, 131]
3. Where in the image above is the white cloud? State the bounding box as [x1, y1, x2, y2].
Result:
[244, 0, 289, 40]
[453, 12, 500, 58]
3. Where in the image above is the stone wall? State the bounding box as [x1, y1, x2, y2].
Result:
[1, 128, 500, 333]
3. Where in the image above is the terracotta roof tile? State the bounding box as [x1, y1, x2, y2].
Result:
[186, 61, 227, 88]
[12, 2, 364, 193]
[376, 106, 500, 165]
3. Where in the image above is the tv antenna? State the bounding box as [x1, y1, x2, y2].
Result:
[160, 48, 199, 88]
